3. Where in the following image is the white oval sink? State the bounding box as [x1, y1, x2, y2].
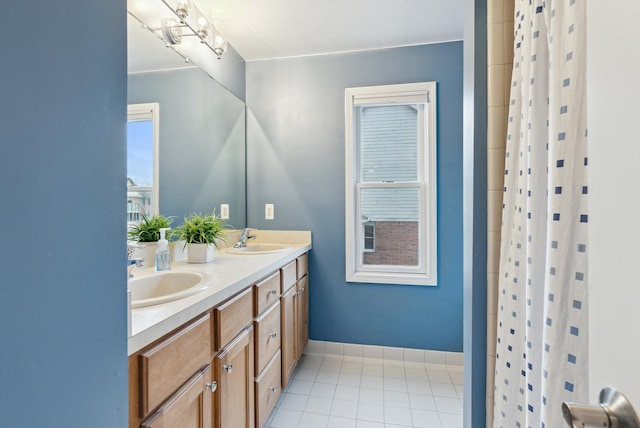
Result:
[129, 271, 208, 308]
[227, 243, 292, 255]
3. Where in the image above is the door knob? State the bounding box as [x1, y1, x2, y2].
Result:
[223, 364, 233, 374]
[563, 387, 640, 427]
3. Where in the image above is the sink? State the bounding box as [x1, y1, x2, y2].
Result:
[129, 271, 208, 308]
[227, 243, 292, 255]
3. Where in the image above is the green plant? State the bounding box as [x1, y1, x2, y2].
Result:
[175, 210, 228, 249]
[127, 213, 173, 243]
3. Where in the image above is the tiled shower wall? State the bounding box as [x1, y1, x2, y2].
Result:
[486, 0, 514, 426]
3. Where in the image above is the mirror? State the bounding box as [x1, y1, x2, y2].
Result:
[127, 14, 246, 229]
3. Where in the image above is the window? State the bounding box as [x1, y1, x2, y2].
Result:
[127, 103, 159, 229]
[345, 82, 437, 286]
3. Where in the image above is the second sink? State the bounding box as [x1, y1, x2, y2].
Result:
[129, 271, 208, 308]
[227, 243, 292, 255]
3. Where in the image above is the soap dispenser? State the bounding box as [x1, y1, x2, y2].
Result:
[155, 228, 171, 271]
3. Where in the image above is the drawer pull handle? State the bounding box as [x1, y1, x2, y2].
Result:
[269, 386, 277, 393]
[205, 381, 217, 393]
[269, 289, 277, 295]
[269, 332, 277, 339]
[223, 364, 233, 374]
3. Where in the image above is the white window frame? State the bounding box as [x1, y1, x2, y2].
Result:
[127, 103, 160, 220]
[345, 82, 437, 286]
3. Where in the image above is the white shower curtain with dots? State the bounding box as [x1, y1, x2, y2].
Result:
[493, 1, 588, 427]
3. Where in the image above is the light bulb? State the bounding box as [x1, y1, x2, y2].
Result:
[175, 0, 191, 23]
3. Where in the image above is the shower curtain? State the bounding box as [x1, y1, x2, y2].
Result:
[493, 1, 588, 427]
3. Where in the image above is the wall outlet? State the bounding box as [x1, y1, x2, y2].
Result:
[265, 203, 274, 220]
[220, 204, 229, 220]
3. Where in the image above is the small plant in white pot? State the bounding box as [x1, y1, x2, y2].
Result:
[127, 213, 174, 262]
[175, 210, 228, 263]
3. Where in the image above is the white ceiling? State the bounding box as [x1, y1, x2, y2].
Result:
[195, 0, 464, 61]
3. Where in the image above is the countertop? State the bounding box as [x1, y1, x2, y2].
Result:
[128, 230, 312, 355]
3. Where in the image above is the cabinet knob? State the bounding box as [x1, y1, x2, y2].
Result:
[269, 386, 277, 393]
[223, 364, 233, 374]
[270, 288, 277, 295]
[269, 332, 277, 339]
[205, 381, 217, 393]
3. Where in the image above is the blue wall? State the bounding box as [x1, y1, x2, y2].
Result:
[0, 1, 128, 426]
[246, 42, 464, 351]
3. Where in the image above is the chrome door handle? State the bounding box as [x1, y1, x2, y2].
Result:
[269, 332, 277, 339]
[563, 387, 640, 427]
[269, 386, 277, 392]
[270, 289, 277, 295]
[223, 364, 233, 374]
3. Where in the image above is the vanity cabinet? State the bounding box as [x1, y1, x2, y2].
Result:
[129, 313, 214, 428]
[129, 251, 310, 428]
[295, 254, 309, 360]
[253, 271, 282, 427]
[214, 326, 255, 428]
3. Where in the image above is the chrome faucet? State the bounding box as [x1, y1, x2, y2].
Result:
[234, 228, 256, 248]
[127, 244, 144, 278]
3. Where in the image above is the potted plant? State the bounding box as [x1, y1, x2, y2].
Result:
[175, 210, 228, 263]
[127, 213, 174, 262]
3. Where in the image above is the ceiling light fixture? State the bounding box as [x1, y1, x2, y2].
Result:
[158, 0, 227, 59]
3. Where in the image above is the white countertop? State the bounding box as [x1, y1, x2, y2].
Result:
[128, 230, 312, 355]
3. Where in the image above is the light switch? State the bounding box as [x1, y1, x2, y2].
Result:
[265, 203, 274, 220]
[220, 204, 229, 220]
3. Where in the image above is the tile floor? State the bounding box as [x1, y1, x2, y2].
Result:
[265, 353, 463, 428]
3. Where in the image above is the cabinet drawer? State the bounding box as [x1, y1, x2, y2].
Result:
[139, 313, 212, 416]
[296, 253, 308, 279]
[280, 261, 297, 293]
[255, 350, 282, 428]
[215, 287, 253, 350]
[254, 301, 281, 375]
[254, 271, 281, 316]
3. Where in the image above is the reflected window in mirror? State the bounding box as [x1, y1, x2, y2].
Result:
[127, 103, 159, 228]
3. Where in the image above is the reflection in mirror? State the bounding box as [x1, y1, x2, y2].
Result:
[127, 13, 246, 230]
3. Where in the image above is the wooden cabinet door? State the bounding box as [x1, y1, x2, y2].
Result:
[141, 364, 213, 428]
[215, 327, 255, 428]
[295, 276, 309, 360]
[280, 286, 297, 388]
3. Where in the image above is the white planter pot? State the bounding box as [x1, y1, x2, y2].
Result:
[132, 242, 157, 267]
[187, 243, 215, 263]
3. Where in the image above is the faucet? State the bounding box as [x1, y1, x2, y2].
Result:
[127, 243, 144, 278]
[234, 228, 256, 248]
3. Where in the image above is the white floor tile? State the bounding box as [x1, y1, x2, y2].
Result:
[363, 345, 384, 360]
[270, 348, 465, 428]
[300, 355, 324, 370]
[361, 375, 384, 390]
[279, 393, 309, 411]
[384, 390, 410, 408]
[430, 383, 458, 398]
[357, 402, 384, 422]
[315, 370, 340, 384]
[295, 368, 319, 382]
[434, 396, 463, 414]
[335, 384, 360, 401]
[298, 412, 329, 428]
[384, 377, 408, 392]
[310, 382, 336, 398]
[320, 359, 342, 372]
[438, 412, 463, 428]
[270, 408, 303, 428]
[426, 370, 452, 384]
[408, 393, 437, 411]
[287, 380, 314, 396]
[338, 372, 361, 387]
[355, 420, 384, 428]
[384, 405, 412, 426]
[305, 396, 333, 415]
[328, 416, 357, 428]
[325, 341, 345, 356]
[342, 362, 364, 374]
[359, 387, 384, 405]
[411, 409, 442, 428]
[330, 399, 359, 419]
[383, 366, 405, 379]
[383, 347, 404, 362]
[362, 364, 384, 376]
